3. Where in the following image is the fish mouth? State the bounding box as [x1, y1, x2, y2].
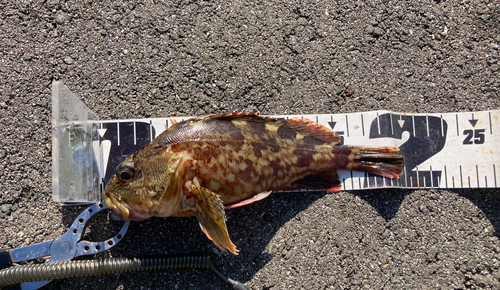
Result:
[102, 191, 130, 221]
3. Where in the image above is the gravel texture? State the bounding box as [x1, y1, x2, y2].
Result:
[1, 0, 500, 289]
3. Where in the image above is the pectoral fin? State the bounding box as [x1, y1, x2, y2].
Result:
[187, 177, 238, 255]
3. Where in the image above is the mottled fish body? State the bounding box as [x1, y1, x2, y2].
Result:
[103, 112, 404, 254]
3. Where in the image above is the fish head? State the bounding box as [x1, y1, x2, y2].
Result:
[101, 148, 185, 221]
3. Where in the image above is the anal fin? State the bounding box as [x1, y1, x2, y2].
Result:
[224, 191, 272, 210]
[287, 169, 342, 192]
[187, 177, 238, 255]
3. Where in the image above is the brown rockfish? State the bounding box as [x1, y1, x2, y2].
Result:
[102, 112, 404, 254]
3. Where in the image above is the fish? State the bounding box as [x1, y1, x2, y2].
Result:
[102, 112, 404, 255]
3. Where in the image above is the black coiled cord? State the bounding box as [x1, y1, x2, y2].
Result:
[0, 256, 249, 290]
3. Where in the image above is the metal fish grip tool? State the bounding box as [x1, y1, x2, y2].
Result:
[0, 202, 130, 289]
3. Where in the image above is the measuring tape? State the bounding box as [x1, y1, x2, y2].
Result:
[49, 82, 500, 203]
[97, 110, 499, 191]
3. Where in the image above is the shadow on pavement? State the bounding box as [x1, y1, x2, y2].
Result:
[52, 186, 498, 288]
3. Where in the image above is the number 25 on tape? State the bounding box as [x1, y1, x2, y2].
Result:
[463, 129, 485, 145]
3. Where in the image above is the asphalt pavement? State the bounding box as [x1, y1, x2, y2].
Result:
[0, 0, 499, 289]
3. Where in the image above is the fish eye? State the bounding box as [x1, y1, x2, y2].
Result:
[119, 170, 133, 181]
[116, 161, 135, 182]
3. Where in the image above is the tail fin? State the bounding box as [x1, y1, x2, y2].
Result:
[344, 146, 404, 179]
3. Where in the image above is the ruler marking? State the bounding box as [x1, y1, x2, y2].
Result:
[485, 176, 487, 188]
[476, 165, 480, 188]
[456, 114, 459, 136]
[403, 165, 408, 188]
[361, 114, 365, 136]
[494, 165, 497, 187]
[416, 166, 420, 187]
[399, 114, 403, 134]
[468, 176, 471, 188]
[390, 113, 394, 135]
[412, 115, 416, 136]
[376, 112, 381, 135]
[452, 176, 455, 188]
[410, 176, 413, 187]
[440, 115, 444, 137]
[350, 171, 354, 190]
[117, 121, 120, 146]
[149, 120, 153, 141]
[430, 166, 434, 188]
[345, 115, 350, 137]
[165, 119, 169, 128]
[459, 165, 463, 188]
[426, 115, 430, 137]
[358, 175, 362, 189]
[489, 112, 493, 134]
[133, 121, 137, 145]
[444, 165, 448, 188]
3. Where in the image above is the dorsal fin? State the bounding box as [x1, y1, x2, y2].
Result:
[281, 117, 340, 144]
[190, 112, 340, 145]
[163, 112, 340, 146]
[165, 112, 273, 132]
